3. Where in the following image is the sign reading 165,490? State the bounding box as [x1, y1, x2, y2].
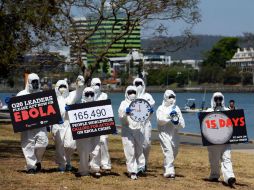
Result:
[67, 99, 116, 140]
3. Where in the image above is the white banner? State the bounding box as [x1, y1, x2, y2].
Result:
[68, 105, 114, 124]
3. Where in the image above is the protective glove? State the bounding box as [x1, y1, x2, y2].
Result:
[5, 97, 10, 104]
[171, 118, 179, 125]
[169, 110, 177, 117]
[169, 110, 179, 125]
[125, 107, 132, 114]
[148, 107, 154, 113]
[65, 105, 70, 111]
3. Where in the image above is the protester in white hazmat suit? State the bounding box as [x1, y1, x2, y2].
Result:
[206, 92, 236, 187]
[132, 78, 155, 171]
[118, 86, 146, 180]
[75, 87, 101, 177]
[51, 80, 76, 172]
[156, 90, 185, 178]
[16, 73, 48, 174]
[90, 78, 112, 171]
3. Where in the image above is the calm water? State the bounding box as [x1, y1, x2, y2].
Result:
[1, 92, 254, 139]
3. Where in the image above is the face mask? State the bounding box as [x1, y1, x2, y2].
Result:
[93, 85, 100, 93]
[128, 94, 136, 101]
[59, 87, 67, 95]
[85, 97, 94, 102]
[31, 80, 39, 90]
[136, 85, 143, 94]
[164, 98, 175, 106]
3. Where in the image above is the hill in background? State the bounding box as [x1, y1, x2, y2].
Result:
[141, 35, 239, 60]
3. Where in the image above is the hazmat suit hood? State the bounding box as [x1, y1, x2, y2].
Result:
[91, 78, 102, 94]
[81, 87, 95, 103]
[162, 90, 176, 107]
[55, 80, 69, 98]
[25, 73, 41, 93]
[133, 78, 145, 97]
[211, 92, 225, 109]
[125, 85, 137, 103]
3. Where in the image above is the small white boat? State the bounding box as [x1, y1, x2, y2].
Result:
[0, 103, 10, 119]
[181, 98, 206, 113]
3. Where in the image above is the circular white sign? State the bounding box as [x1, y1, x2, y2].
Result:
[129, 99, 151, 122]
[202, 112, 233, 144]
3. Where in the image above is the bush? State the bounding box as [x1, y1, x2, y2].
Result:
[242, 72, 253, 85]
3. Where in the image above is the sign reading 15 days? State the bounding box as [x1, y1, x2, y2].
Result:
[198, 109, 248, 146]
[67, 99, 116, 140]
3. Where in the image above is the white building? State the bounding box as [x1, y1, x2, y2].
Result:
[143, 52, 171, 65]
[172, 59, 202, 70]
[226, 48, 254, 72]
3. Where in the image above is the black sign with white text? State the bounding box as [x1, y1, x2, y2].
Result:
[8, 90, 62, 132]
[198, 109, 248, 146]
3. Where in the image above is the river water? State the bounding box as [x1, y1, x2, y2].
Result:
[1, 92, 253, 139]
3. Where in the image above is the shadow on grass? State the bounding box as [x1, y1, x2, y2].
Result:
[111, 157, 126, 165]
[180, 142, 202, 146]
[0, 140, 23, 158]
[101, 171, 120, 177]
[222, 181, 249, 189]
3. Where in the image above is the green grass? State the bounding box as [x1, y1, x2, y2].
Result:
[0, 124, 253, 190]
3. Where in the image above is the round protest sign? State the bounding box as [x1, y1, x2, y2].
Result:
[201, 112, 233, 144]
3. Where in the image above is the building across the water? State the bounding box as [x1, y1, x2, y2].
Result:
[69, 17, 141, 66]
[226, 48, 254, 72]
[69, 17, 88, 66]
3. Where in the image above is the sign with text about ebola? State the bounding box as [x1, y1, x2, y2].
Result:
[198, 109, 248, 146]
[8, 90, 62, 133]
[67, 99, 116, 140]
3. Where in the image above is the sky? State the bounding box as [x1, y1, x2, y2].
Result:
[55, 0, 254, 57]
[192, 0, 254, 36]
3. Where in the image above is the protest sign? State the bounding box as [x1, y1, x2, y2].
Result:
[8, 90, 62, 132]
[67, 99, 116, 140]
[198, 109, 248, 146]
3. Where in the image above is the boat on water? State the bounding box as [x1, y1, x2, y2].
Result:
[181, 98, 207, 113]
[0, 100, 10, 119]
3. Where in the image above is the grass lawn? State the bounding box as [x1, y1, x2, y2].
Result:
[0, 124, 253, 190]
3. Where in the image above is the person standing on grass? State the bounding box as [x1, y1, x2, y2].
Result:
[156, 90, 185, 179]
[90, 78, 112, 172]
[75, 87, 102, 178]
[118, 85, 146, 180]
[132, 77, 155, 173]
[51, 80, 76, 172]
[17, 73, 48, 174]
[206, 92, 236, 187]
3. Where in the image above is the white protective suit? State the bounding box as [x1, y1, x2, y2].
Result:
[90, 78, 112, 170]
[118, 86, 146, 175]
[133, 78, 155, 169]
[16, 73, 48, 171]
[75, 87, 101, 176]
[51, 80, 76, 170]
[206, 92, 235, 184]
[156, 90, 185, 177]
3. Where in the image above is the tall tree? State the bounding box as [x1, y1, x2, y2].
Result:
[0, 0, 201, 83]
[54, 0, 201, 83]
[0, 0, 64, 77]
[202, 37, 239, 68]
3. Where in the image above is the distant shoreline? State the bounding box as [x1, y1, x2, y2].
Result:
[1, 85, 254, 93]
